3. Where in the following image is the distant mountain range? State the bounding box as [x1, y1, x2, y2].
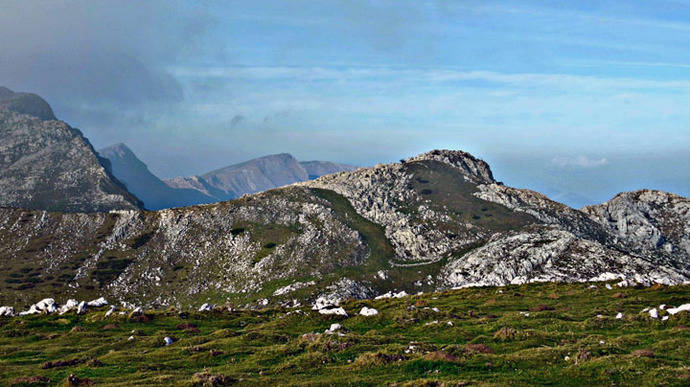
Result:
[163, 153, 358, 206]
[99, 144, 357, 210]
[97, 143, 218, 210]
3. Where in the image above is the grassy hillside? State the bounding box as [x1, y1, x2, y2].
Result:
[1, 282, 688, 386]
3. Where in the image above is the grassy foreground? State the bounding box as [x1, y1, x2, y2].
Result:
[1, 282, 688, 386]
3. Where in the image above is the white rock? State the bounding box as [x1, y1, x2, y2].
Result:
[649, 308, 658, 319]
[20, 298, 58, 315]
[325, 323, 343, 334]
[446, 321, 454, 326]
[198, 303, 213, 312]
[659, 304, 666, 310]
[615, 312, 623, 319]
[588, 285, 597, 289]
[87, 297, 108, 307]
[104, 306, 117, 317]
[0, 306, 15, 317]
[318, 307, 347, 316]
[313, 296, 339, 310]
[128, 336, 134, 341]
[76, 301, 87, 315]
[273, 281, 316, 296]
[519, 311, 530, 317]
[59, 299, 79, 315]
[359, 307, 379, 316]
[37, 298, 58, 313]
[431, 307, 440, 313]
[667, 303, 690, 315]
[605, 284, 612, 290]
[164, 336, 174, 346]
[131, 307, 143, 315]
[393, 291, 409, 298]
[662, 316, 669, 321]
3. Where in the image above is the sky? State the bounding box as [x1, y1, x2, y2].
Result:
[1, 0, 689, 208]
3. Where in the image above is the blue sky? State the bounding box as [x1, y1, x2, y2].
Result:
[1, 1, 689, 207]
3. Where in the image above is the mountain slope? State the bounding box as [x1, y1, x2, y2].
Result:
[0, 103, 141, 212]
[0, 149, 687, 309]
[164, 153, 359, 204]
[98, 143, 216, 210]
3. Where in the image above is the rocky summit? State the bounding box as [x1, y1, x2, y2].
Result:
[0, 149, 687, 311]
[0, 90, 141, 212]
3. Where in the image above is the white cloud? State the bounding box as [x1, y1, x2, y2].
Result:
[552, 156, 609, 168]
[169, 65, 690, 92]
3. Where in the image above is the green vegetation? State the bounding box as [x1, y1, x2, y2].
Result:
[1, 282, 688, 385]
[401, 160, 536, 232]
[311, 188, 395, 273]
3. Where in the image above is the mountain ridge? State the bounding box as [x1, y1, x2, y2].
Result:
[0, 149, 686, 310]
[97, 143, 216, 210]
[0, 103, 141, 212]
[163, 152, 358, 204]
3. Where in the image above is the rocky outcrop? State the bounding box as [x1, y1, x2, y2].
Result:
[0, 108, 141, 212]
[583, 190, 690, 265]
[473, 183, 611, 243]
[439, 225, 687, 288]
[405, 149, 495, 184]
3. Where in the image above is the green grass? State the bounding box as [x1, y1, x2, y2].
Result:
[1, 282, 688, 386]
[400, 160, 536, 233]
[311, 188, 395, 274]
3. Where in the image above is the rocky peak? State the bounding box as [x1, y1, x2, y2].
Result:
[99, 143, 137, 161]
[582, 189, 690, 260]
[406, 149, 495, 184]
[0, 86, 56, 121]
[0, 108, 141, 212]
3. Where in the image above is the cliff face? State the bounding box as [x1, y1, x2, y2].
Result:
[0, 108, 141, 212]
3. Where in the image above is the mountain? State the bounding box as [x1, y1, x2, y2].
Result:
[97, 143, 216, 210]
[0, 86, 56, 121]
[164, 153, 358, 203]
[0, 149, 687, 309]
[0, 88, 140, 212]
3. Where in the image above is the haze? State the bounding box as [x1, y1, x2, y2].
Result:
[1, 0, 688, 208]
